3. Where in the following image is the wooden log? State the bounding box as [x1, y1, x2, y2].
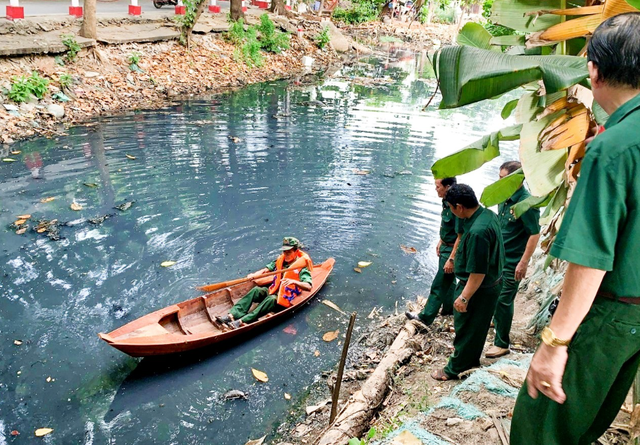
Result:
[315, 321, 421, 445]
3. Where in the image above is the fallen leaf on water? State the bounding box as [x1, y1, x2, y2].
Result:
[2, 158, 16, 162]
[251, 368, 269, 383]
[114, 201, 133, 211]
[17, 214, 31, 219]
[284, 393, 291, 400]
[357, 261, 372, 268]
[46, 376, 52, 382]
[16, 228, 26, 237]
[243, 436, 266, 445]
[126, 154, 136, 160]
[160, 261, 176, 267]
[40, 197, 55, 203]
[283, 325, 297, 335]
[322, 329, 340, 342]
[354, 268, 362, 273]
[14, 219, 27, 226]
[400, 245, 417, 254]
[354, 169, 370, 175]
[314, 350, 320, 357]
[35, 428, 53, 437]
[14, 340, 22, 345]
[37, 227, 47, 233]
[11, 150, 21, 155]
[10, 430, 19, 436]
[70, 202, 83, 211]
[83, 182, 98, 188]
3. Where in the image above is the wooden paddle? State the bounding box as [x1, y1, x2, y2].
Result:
[197, 257, 310, 293]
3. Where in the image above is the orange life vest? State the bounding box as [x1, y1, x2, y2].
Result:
[269, 250, 313, 308]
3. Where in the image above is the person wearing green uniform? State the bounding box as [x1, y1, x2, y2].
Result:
[216, 237, 312, 329]
[485, 161, 540, 358]
[406, 177, 462, 325]
[511, 13, 640, 444]
[431, 184, 504, 380]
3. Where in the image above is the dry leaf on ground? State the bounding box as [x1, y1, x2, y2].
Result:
[322, 329, 340, 342]
[400, 245, 417, 254]
[251, 368, 269, 382]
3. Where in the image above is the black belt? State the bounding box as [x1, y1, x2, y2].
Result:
[457, 277, 502, 289]
[597, 291, 640, 306]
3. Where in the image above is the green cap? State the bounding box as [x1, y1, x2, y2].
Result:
[280, 237, 300, 251]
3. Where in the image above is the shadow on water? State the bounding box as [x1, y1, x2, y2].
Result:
[105, 302, 315, 422]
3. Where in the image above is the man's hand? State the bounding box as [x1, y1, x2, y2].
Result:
[453, 296, 468, 313]
[515, 260, 528, 281]
[281, 278, 298, 288]
[525, 343, 568, 404]
[436, 240, 442, 256]
[444, 258, 454, 274]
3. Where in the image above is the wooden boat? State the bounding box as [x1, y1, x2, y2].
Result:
[98, 258, 335, 357]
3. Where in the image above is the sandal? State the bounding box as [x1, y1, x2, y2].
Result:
[431, 368, 457, 381]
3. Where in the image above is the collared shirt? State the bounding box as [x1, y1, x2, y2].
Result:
[454, 206, 505, 284]
[550, 93, 640, 298]
[440, 199, 463, 246]
[266, 259, 312, 284]
[498, 186, 540, 272]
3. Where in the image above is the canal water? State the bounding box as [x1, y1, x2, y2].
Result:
[0, 48, 518, 444]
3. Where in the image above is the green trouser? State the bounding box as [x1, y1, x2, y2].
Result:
[228, 286, 279, 324]
[493, 271, 519, 349]
[511, 298, 640, 445]
[444, 279, 502, 378]
[419, 246, 455, 325]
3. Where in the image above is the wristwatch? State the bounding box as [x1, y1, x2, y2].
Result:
[541, 326, 571, 347]
[460, 296, 468, 304]
[447, 258, 454, 262]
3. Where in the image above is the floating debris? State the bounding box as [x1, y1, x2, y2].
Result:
[223, 389, 248, 401]
[87, 214, 114, 225]
[114, 201, 134, 212]
[33, 219, 64, 241]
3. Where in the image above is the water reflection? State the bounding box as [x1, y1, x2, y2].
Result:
[0, 48, 518, 444]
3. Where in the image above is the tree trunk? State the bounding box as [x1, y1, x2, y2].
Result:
[269, 0, 286, 15]
[79, 0, 97, 39]
[315, 321, 422, 445]
[181, 0, 209, 46]
[231, 0, 245, 22]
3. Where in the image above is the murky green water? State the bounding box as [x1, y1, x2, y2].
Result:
[0, 48, 517, 444]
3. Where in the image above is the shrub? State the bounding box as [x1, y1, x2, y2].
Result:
[8, 72, 50, 103]
[242, 26, 264, 67]
[257, 14, 289, 54]
[332, 0, 381, 24]
[316, 26, 330, 49]
[226, 18, 246, 45]
[61, 34, 81, 62]
[59, 73, 73, 89]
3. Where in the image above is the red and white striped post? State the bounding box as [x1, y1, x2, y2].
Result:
[255, 0, 268, 9]
[69, 0, 83, 17]
[175, 0, 186, 15]
[242, 0, 247, 12]
[285, 0, 291, 10]
[6, 0, 24, 20]
[208, 0, 220, 13]
[128, 0, 141, 15]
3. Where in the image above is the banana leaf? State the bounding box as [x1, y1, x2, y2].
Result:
[436, 46, 588, 109]
[431, 124, 522, 179]
[519, 113, 567, 196]
[540, 181, 569, 225]
[512, 192, 553, 218]
[501, 99, 520, 119]
[490, 35, 526, 46]
[490, 0, 585, 32]
[457, 22, 497, 50]
[480, 169, 525, 207]
[627, 0, 640, 9]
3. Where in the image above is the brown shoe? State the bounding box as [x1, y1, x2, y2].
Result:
[485, 345, 510, 358]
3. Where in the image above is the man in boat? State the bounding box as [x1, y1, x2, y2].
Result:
[406, 177, 462, 326]
[485, 161, 540, 359]
[217, 237, 313, 329]
[511, 13, 640, 444]
[431, 184, 504, 381]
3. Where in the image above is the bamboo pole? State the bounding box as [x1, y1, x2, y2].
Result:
[330, 312, 357, 423]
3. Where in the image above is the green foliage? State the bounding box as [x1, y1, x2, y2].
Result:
[433, 5, 456, 24]
[316, 26, 330, 49]
[128, 51, 142, 67]
[61, 34, 81, 63]
[257, 14, 289, 54]
[8, 72, 50, 103]
[242, 27, 264, 67]
[347, 439, 365, 445]
[226, 18, 246, 45]
[332, 0, 382, 24]
[480, 169, 524, 207]
[59, 73, 73, 89]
